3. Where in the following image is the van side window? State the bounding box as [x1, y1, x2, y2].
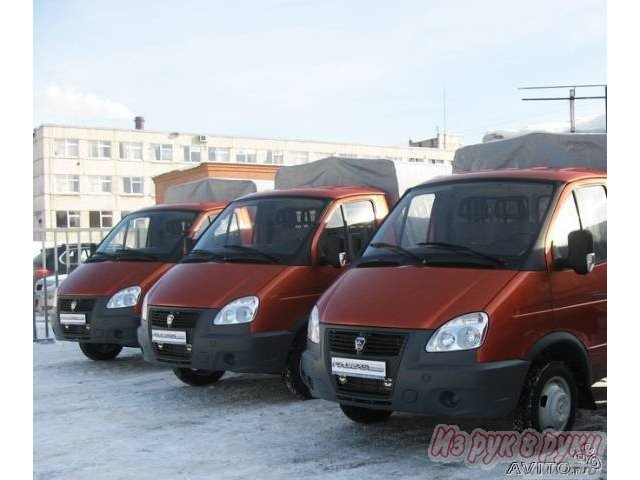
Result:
[342, 200, 376, 260]
[575, 185, 607, 262]
[318, 207, 347, 264]
[193, 213, 218, 240]
[551, 193, 581, 260]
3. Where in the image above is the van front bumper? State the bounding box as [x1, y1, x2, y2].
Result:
[301, 324, 530, 418]
[53, 297, 140, 347]
[138, 306, 293, 374]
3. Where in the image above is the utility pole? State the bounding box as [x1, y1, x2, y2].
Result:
[518, 84, 607, 133]
[569, 87, 576, 132]
[442, 83, 447, 150]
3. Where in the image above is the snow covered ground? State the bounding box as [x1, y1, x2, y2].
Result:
[34, 340, 607, 480]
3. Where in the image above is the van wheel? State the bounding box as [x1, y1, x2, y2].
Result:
[79, 342, 122, 361]
[340, 404, 393, 424]
[513, 361, 578, 432]
[173, 368, 225, 386]
[282, 330, 312, 399]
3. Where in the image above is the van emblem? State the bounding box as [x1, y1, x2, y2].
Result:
[355, 336, 366, 353]
[70, 300, 78, 311]
[166, 313, 175, 328]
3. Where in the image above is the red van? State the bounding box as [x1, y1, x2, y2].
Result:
[53, 202, 226, 360]
[138, 187, 389, 396]
[302, 169, 606, 431]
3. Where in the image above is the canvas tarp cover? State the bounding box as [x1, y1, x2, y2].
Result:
[275, 156, 450, 203]
[164, 178, 258, 203]
[453, 132, 607, 173]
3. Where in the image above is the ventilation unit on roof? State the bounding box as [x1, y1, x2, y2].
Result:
[197, 135, 208, 143]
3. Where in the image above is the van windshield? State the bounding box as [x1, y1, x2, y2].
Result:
[90, 210, 198, 262]
[361, 180, 555, 269]
[189, 196, 328, 265]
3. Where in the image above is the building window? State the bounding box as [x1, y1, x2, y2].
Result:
[209, 147, 230, 162]
[53, 139, 79, 157]
[428, 158, 445, 164]
[119, 142, 143, 160]
[122, 176, 144, 195]
[183, 146, 202, 163]
[152, 144, 173, 161]
[408, 158, 425, 163]
[56, 210, 81, 228]
[288, 151, 309, 164]
[89, 211, 113, 228]
[236, 149, 257, 163]
[88, 175, 112, 194]
[55, 174, 80, 194]
[266, 150, 284, 164]
[89, 140, 112, 159]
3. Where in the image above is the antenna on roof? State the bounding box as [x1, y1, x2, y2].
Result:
[518, 84, 607, 132]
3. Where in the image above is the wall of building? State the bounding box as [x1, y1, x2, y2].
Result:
[33, 123, 461, 240]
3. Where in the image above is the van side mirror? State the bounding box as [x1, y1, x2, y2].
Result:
[566, 229, 596, 275]
[184, 236, 195, 253]
[317, 236, 347, 268]
[318, 250, 347, 268]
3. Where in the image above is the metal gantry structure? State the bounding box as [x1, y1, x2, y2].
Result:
[518, 84, 607, 133]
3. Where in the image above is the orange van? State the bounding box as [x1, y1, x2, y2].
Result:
[302, 169, 606, 431]
[53, 202, 226, 360]
[138, 187, 389, 396]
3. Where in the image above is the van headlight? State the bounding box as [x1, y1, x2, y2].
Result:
[213, 296, 259, 325]
[140, 293, 149, 326]
[425, 312, 489, 352]
[106, 286, 142, 309]
[307, 305, 320, 344]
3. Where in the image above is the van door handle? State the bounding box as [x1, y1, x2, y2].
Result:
[592, 292, 607, 299]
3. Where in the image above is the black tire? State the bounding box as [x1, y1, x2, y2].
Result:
[79, 342, 123, 361]
[513, 361, 578, 432]
[173, 368, 225, 386]
[340, 404, 393, 424]
[282, 329, 312, 399]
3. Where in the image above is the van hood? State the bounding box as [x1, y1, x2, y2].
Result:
[319, 266, 518, 330]
[57, 261, 173, 297]
[147, 263, 287, 309]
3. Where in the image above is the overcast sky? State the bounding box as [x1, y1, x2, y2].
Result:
[34, 0, 606, 145]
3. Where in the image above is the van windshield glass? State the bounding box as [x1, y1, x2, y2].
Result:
[362, 180, 555, 269]
[191, 197, 328, 265]
[92, 210, 198, 262]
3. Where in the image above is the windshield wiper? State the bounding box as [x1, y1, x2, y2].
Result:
[368, 242, 428, 265]
[85, 251, 116, 263]
[417, 242, 508, 266]
[222, 245, 282, 264]
[356, 258, 402, 268]
[114, 249, 159, 262]
[181, 249, 226, 263]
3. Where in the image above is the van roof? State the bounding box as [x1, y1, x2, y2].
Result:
[238, 185, 386, 201]
[419, 168, 606, 187]
[137, 202, 228, 214]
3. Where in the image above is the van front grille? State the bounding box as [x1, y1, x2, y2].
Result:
[150, 309, 199, 329]
[59, 298, 96, 313]
[328, 330, 406, 357]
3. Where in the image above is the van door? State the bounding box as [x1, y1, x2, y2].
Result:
[311, 199, 379, 293]
[548, 184, 607, 380]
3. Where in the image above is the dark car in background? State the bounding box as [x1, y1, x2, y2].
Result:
[33, 243, 98, 279]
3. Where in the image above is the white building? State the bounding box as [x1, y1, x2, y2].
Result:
[33, 121, 461, 238]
